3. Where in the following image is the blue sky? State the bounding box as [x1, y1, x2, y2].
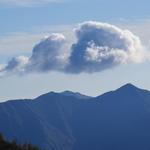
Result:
[0, 0, 150, 101]
[1, 0, 150, 34]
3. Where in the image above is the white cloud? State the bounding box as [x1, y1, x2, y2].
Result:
[0, 64, 5, 71]
[0, 21, 148, 76]
[116, 20, 150, 46]
[26, 33, 68, 72]
[66, 21, 146, 73]
[2, 56, 29, 74]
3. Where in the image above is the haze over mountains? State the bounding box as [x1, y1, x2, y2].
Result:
[1, 84, 150, 150]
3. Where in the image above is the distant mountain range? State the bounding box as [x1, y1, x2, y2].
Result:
[1, 84, 150, 150]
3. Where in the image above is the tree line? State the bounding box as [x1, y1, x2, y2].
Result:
[0, 133, 40, 150]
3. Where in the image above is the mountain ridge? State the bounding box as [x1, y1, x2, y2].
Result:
[0, 83, 150, 150]
[0, 83, 147, 104]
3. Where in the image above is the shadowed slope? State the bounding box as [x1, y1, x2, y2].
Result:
[0, 84, 150, 150]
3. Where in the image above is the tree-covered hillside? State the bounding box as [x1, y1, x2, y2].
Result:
[0, 133, 40, 150]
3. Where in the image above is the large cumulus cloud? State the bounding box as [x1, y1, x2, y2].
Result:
[66, 21, 144, 73]
[26, 33, 68, 72]
[0, 21, 147, 76]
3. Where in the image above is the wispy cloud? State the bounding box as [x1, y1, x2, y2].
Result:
[0, 0, 64, 7]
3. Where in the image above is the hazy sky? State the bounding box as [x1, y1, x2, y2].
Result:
[0, 0, 150, 101]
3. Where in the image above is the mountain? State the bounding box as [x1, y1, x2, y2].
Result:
[1, 84, 150, 150]
[60, 90, 92, 99]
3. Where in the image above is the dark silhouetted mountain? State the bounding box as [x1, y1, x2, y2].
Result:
[1, 84, 150, 150]
[60, 90, 92, 99]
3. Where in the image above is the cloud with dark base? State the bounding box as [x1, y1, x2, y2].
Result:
[66, 21, 145, 73]
[0, 21, 148, 76]
[26, 33, 67, 72]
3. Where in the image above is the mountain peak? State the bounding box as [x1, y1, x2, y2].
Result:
[60, 91, 92, 99]
[61, 90, 77, 95]
[121, 83, 137, 89]
[116, 83, 140, 93]
[35, 90, 92, 101]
